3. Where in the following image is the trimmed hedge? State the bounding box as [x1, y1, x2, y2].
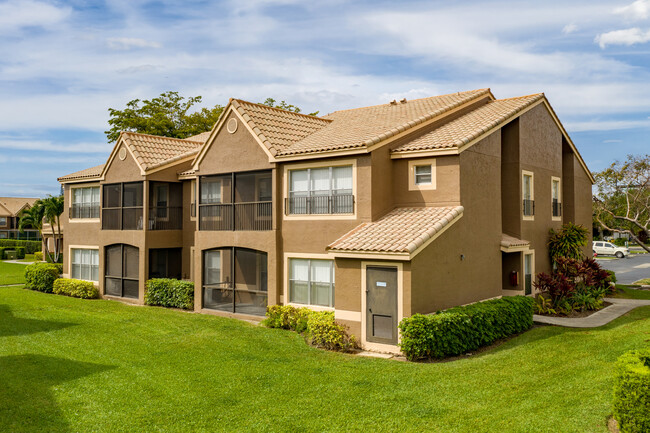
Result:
[0, 239, 41, 254]
[144, 279, 194, 310]
[263, 305, 358, 352]
[15, 247, 25, 260]
[613, 349, 650, 433]
[0, 247, 8, 260]
[24, 262, 61, 293]
[53, 278, 99, 299]
[398, 296, 535, 361]
[33, 251, 43, 261]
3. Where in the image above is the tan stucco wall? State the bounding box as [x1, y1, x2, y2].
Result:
[410, 132, 502, 313]
[392, 155, 461, 207]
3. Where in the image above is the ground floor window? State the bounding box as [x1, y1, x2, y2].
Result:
[202, 247, 268, 316]
[105, 244, 139, 298]
[289, 259, 334, 308]
[71, 248, 99, 282]
[149, 248, 182, 280]
[524, 252, 534, 295]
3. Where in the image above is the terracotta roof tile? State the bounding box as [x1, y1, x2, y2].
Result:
[501, 234, 530, 249]
[58, 164, 105, 182]
[328, 206, 464, 254]
[184, 131, 211, 142]
[392, 94, 543, 153]
[0, 197, 39, 216]
[121, 132, 203, 171]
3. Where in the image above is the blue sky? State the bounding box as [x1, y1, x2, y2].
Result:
[1, 0, 649, 197]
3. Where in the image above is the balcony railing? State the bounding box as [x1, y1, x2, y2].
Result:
[285, 194, 354, 215]
[102, 207, 143, 230]
[523, 199, 535, 217]
[552, 200, 562, 218]
[70, 203, 100, 219]
[199, 202, 272, 231]
[148, 206, 183, 230]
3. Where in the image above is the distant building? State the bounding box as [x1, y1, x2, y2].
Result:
[0, 197, 41, 240]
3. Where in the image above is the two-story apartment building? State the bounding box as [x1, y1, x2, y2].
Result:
[0, 197, 41, 240]
[58, 89, 593, 352]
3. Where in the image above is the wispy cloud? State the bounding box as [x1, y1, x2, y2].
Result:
[0, 140, 109, 154]
[563, 23, 578, 34]
[0, 0, 71, 33]
[106, 37, 161, 50]
[596, 27, 650, 48]
[614, 0, 650, 21]
[564, 119, 650, 132]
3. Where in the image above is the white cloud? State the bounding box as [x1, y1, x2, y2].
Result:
[106, 37, 161, 50]
[563, 23, 579, 34]
[0, 0, 71, 32]
[0, 139, 110, 154]
[614, 0, 650, 21]
[564, 119, 650, 132]
[595, 27, 650, 48]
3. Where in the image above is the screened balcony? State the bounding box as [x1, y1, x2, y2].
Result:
[148, 182, 183, 230]
[199, 170, 272, 231]
[102, 182, 143, 230]
[202, 247, 268, 316]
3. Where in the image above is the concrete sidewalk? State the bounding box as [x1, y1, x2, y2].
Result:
[533, 298, 650, 328]
[3, 260, 37, 265]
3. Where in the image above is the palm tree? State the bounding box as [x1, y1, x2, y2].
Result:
[18, 200, 51, 261]
[42, 195, 64, 263]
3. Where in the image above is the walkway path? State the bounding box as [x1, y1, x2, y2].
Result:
[3, 260, 37, 265]
[533, 298, 650, 328]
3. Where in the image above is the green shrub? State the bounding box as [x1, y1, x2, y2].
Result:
[606, 270, 617, 284]
[613, 349, 650, 433]
[46, 253, 63, 264]
[15, 247, 25, 259]
[0, 240, 41, 254]
[307, 311, 357, 352]
[548, 222, 589, 264]
[24, 262, 61, 293]
[263, 305, 312, 333]
[144, 279, 194, 310]
[614, 238, 628, 247]
[398, 296, 534, 361]
[33, 251, 43, 261]
[53, 278, 99, 299]
[0, 247, 7, 260]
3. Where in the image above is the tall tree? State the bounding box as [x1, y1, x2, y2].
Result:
[18, 202, 51, 261]
[105, 91, 224, 143]
[259, 98, 319, 116]
[42, 195, 64, 263]
[593, 154, 650, 253]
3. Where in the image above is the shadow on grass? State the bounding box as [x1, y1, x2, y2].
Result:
[0, 354, 114, 433]
[0, 305, 76, 337]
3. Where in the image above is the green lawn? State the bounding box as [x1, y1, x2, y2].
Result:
[0, 261, 26, 285]
[612, 285, 650, 300]
[1, 287, 649, 433]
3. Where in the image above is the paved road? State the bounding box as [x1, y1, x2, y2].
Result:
[596, 253, 650, 284]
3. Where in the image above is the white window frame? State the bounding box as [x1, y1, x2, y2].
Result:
[283, 159, 357, 220]
[70, 184, 100, 221]
[551, 176, 561, 221]
[523, 249, 535, 295]
[408, 158, 437, 191]
[0, 217, 6, 227]
[69, 246, 100, 282]
[522, 170, 534, 221]
[284, 253, 335, 310]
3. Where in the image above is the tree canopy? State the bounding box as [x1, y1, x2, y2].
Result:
[105, 92, 319, 143]
[593, 154, 650, 252]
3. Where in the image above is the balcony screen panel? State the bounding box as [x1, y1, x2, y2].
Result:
[204, 250, 221, 285]
[105, 278, 122, 296]
[105, 245, 122, 277]
[103, 184, 121, 208]
[201, 175, 231, 204]
[122, 208, 142, 230]
[203, 287, 233, 311]
[235, 248, 258, 288]
[235, 172, 256, 203]
[234, 292, 267, 316]
[123, 245, 139, 279]
[123, 279, 139, 299]
[258, 174, 272, 201]
[332, 166, 353, 193]
[123, 182, 143, 207]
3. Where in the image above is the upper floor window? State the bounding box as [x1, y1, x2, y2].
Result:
[288, 258, 335, 308]
[522, 171, 534, 218]
[551, 177, 561, 219]
[102, 182, 143, 230]
[287, 165, 353, 215]
[71, 186, 100, 219]
[408, 158, 437, 191]
[0, 217, 6, 226]
[190, 179, 197, 219]
[71, 248, 99, 282]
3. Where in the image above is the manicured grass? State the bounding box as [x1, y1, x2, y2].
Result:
[19, 254, 36, 262]
[0, 261, 26, 285]
[2, 287, 650, 432]
[612, 285, 650, 300]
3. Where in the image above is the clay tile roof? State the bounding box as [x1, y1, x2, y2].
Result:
[121, 132, 204, 171]
[184, 131, 211, 142]
[392, 94, 544, 153]
[231, 99, 332, 157]
[230, 89, 491, 158]
[501, 234, 530, 249]
[58, 164, 106, 182]
[328, 206, 464, 255]
[0, 197, 39, 216]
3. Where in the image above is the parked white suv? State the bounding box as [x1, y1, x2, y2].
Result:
[593, 241, 630, 258]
